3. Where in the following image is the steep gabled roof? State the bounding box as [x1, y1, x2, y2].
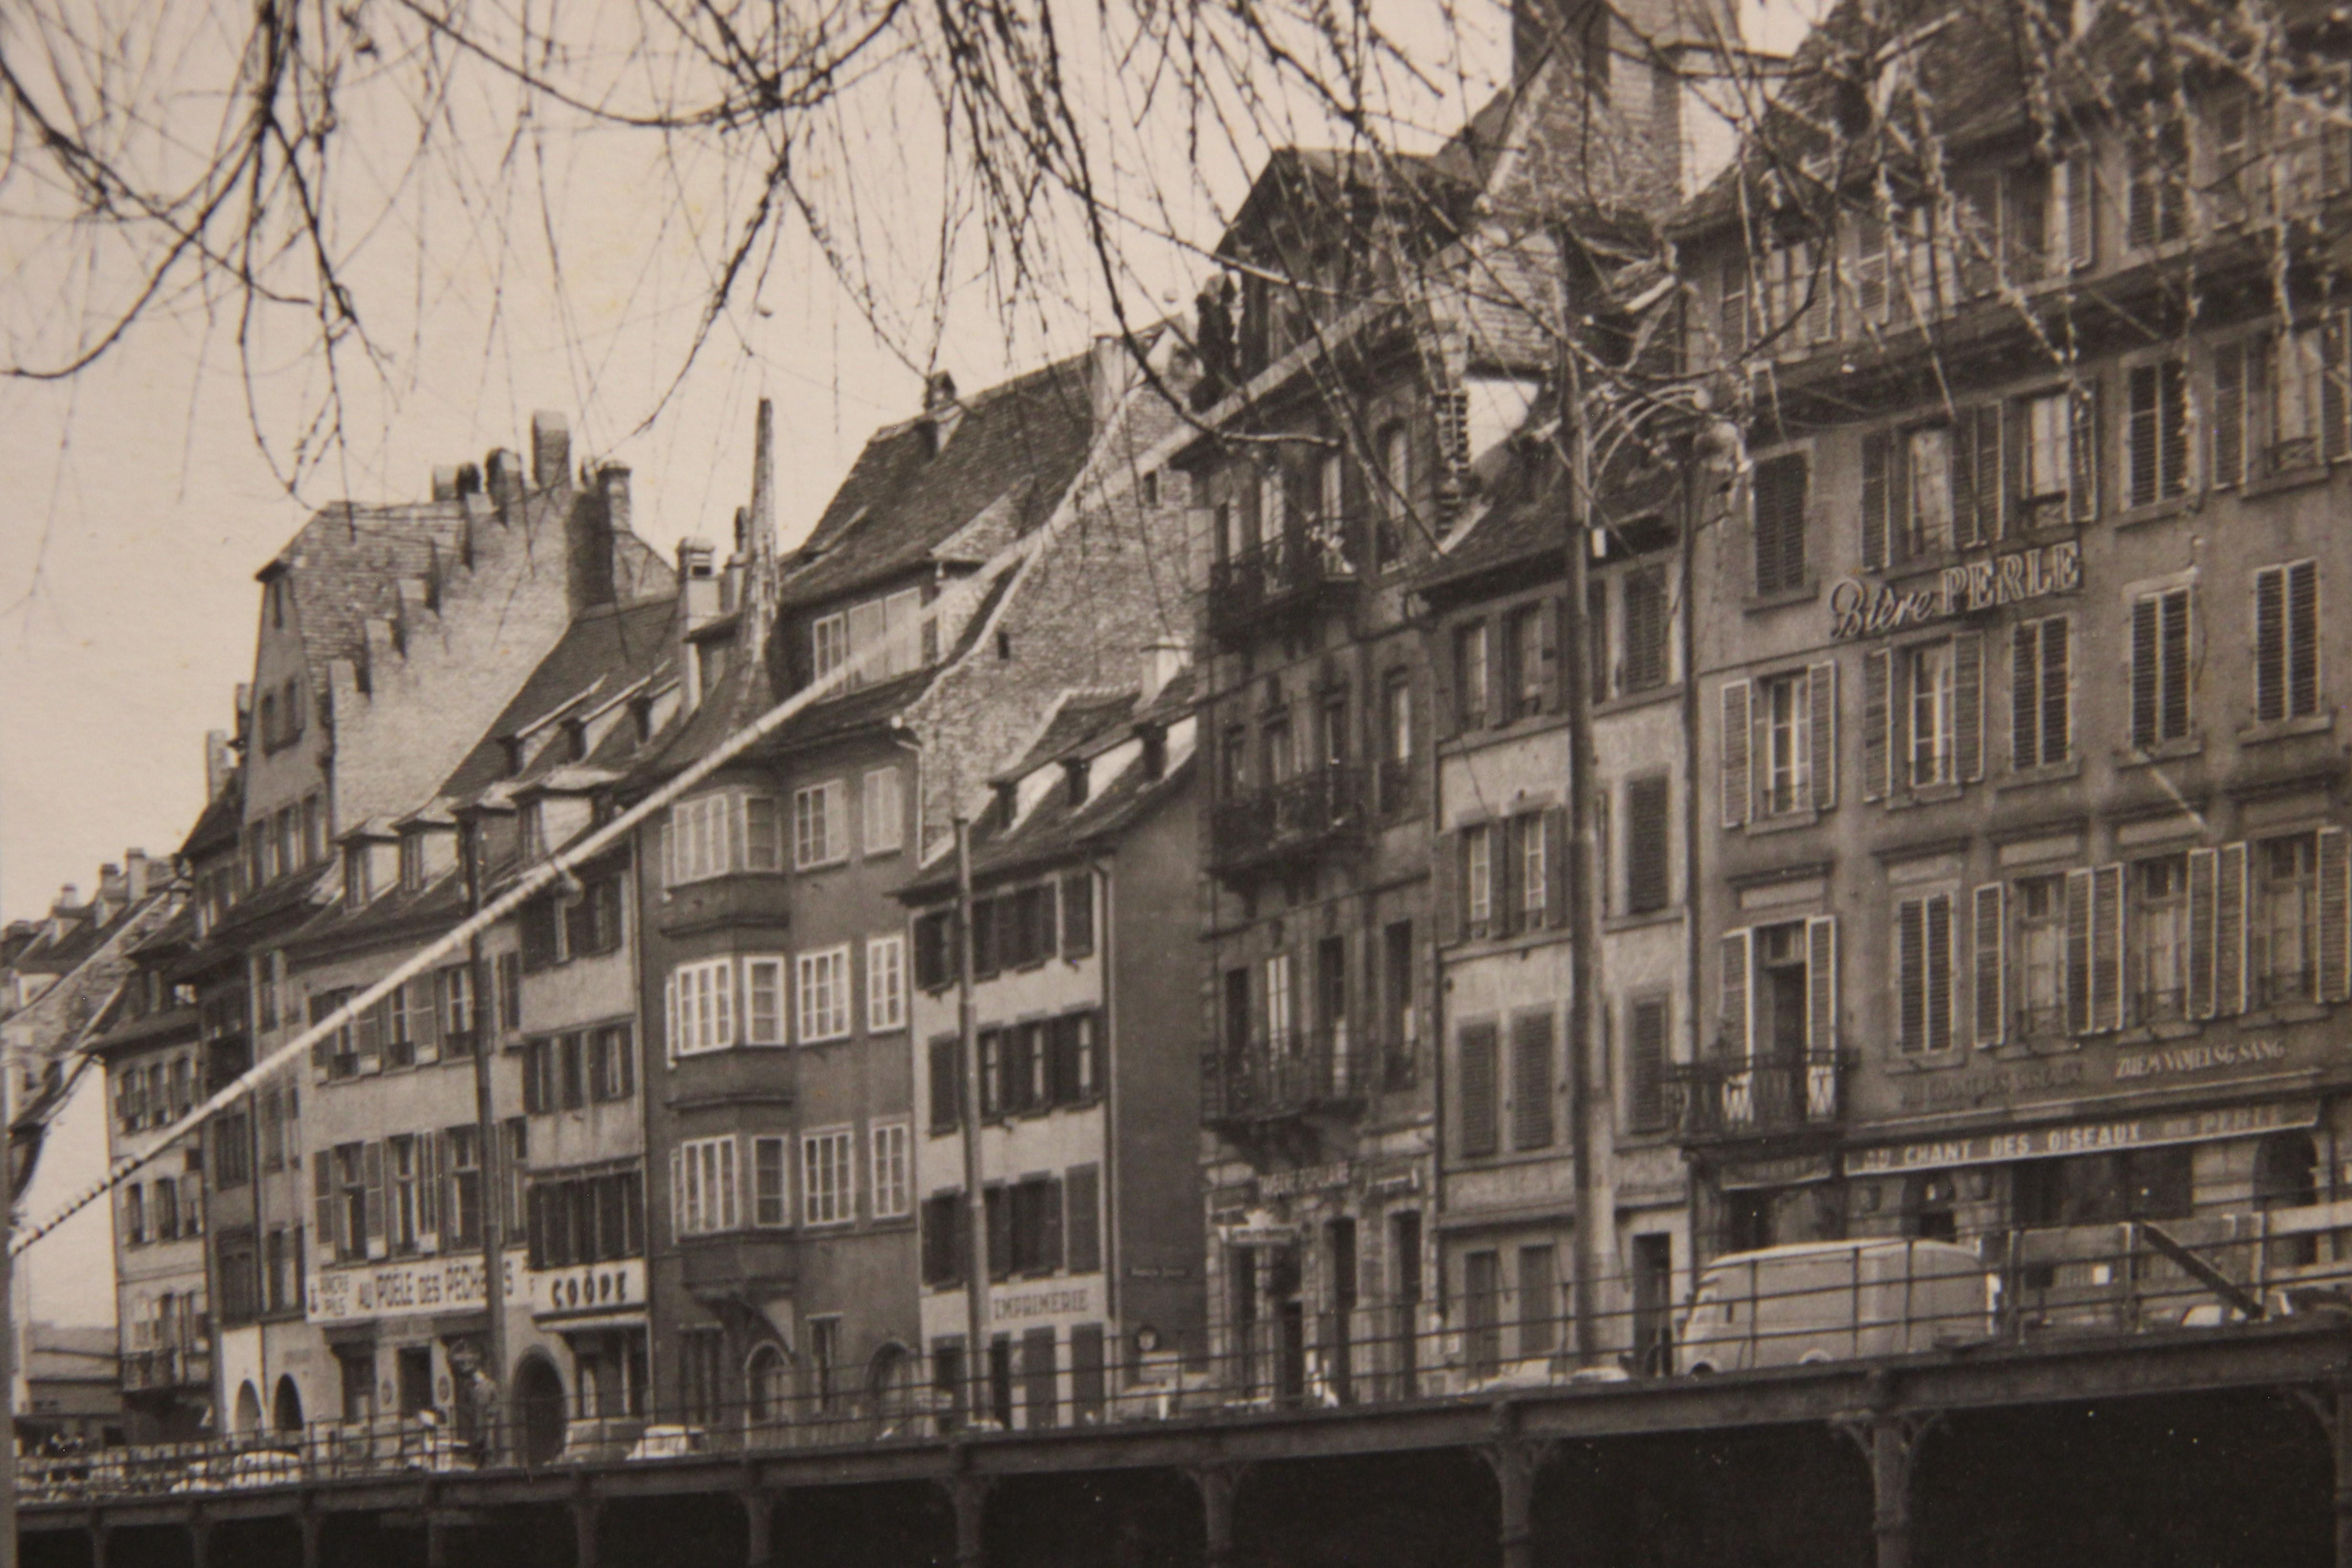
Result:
[440, 595, 680, 803]
[263, 500, 471, 679]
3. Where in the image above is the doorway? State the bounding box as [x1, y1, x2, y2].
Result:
[514, 1354, 568, 1466]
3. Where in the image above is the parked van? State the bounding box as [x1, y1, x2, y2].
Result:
[1677, 1238, 1995, 1373]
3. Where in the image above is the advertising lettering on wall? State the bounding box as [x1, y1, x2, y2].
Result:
[1844, 1099, 2318, 1177]
[530, 1257, 648, 1320]
[1829, 540, 2081, 641]
[307, 1251, 524, 1325]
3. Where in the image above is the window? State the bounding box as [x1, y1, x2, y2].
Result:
[214, 1112, 252, 1187]
[866, 935, 906, 1031]
[753, 1136, 790, 1228]
[922, 1195, 967, 1287]
[1759, 670, 1811, 815]
[863, 768, 904, 855]
[1047, 1011, 1099, 1103]
[2254, 562, 2320, 724]
[2126, 358, 2190, 508]
[914, 910, 957, 990]
[2017, 390, 2076, 525]
[667, 958, 737, 1056]
[1512, 812, 1550, 928]
[797, 946, 851, 1041]
[497, 952, 521, 1032]
[665, 792, 783, 886]
[2125, 115, 2189, 249]
[2010, 616, 2072, 770]
[2256, 833, 2320, 1007]
[2131, 855, 2191, 1024]
[1463, 1250, 1502, 1380]
[1464, 824, 1493, 936]
[1061, 874, 1094, 958]
[813, 613, 848, 681]
[802, 1129, 855, 1226]
[1503, 605, 1546, 719]
[1751, 452, 1807, 597]
[1064, 1165, 1102, 1274]
[1454, 621, 1491, 730]
[1263, 951, 1294, 1043]
[1622, 566, 1669, 692]
[389, 1136, 420, 1255]
[673, 1136, 739, 1235]
[563, 875, 625, 959]
[264, 1227, 296, 1315]
[871, 1123, 911, 1220]
[2128, 586, 2193, 749]
[1626, 774, 1672, 915]
[2013, 876, 2068, 1039]
[438, 963, 476, 1053]
[444, 1127, 481, 1249]
[2256, 319, 2350, 474]
[527, 1170, 644, 1267]
[794, 781, 844, 867]
[124, 1183, 146, 1246]
[589, 1025, 635, 1102]
[1905, 639, 1957, 789]
[1626, 996, 1671, 1133]
[1376, 423, 1410, 571]
[1458, 1021, 1498, 1157]
[928, 1037, 963, 1133]
[1519, 1245, 1559, 1359]
[1008, 1176, 1064, 1275]
[1720, 918, 1838, 1070]
[1380, 670, 1415, 811]
[1896, 893, 1957, 1053]
[744, 956, 786, 1045]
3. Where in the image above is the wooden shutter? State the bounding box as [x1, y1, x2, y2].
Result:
[1629, 999, 1669, 1131]
[2064, 867, 2093, 1036]
[1459, 1023, 1500, 1157]
[2158, 588, 2191, 743]
[1862, 648, 1892, 801]
[2063, 151, 2096, 270]
[1953, 633, 1984, 783]
[2090, 862, 2124, 1033]
[929, 1036, 962, 1132]
[1971, 884, 2007, 1048]
[2321, 826, 2351, 1003]
[412, 977, 441, 1067]
[314, 1155, 336, 1264]
[1720, 929, 1753, 1060]
[2256, 565, 2287, 723]
[1806, 915, 1838, 1057]
[2067, 380, 2099, 522]
[2325, 316, 2350, 461]
[1896, 898, 1926, 1051]
[2290, 560, 2319, 718]
[1953, 407, 2001, 546]
[362, 1140, 388, 1258]
[2187, 847, 2218, 1020]
[1436, 831, 1463, 945]
[2010, 621, 2040, 770]
[1489, 822, 1513, 938]
[1928, 893, 1956, 1051]
[1065, 1165, 1101, 1274]
[2130, 594, 2160, 748]
[1807, 660, 1839, 810]
[2213, 339, 2245, 488]
[417, 1132, 441, 1251]
[2217, 842, 2249, 1016]
[1856, 214, 1888, 323]
[1510, 1012, 1556, 1150]
[1625, 779, 1671, 915]
[1544, 807, 1570, 929]
[1720, 680, 1752, 828]
[1861, 430, 1890, 571]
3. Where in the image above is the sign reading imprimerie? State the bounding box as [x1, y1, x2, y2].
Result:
[1830, 539, 2082, 641]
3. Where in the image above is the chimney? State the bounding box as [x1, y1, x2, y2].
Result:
[570, 463, 627, 610]
[456, 462, 483, 498]
[921, 372, 964, 451]
[204, 730, 234, 799]
[677, 538, 720, 625]
[531, 411, 572, 493]
[485, 448, 524, 506]
[1139, 638, 1188, 706]
[1089, 335, 1136, 425]
[747, 399, 776, 566]
[431, 465, 461, 502]
[123, 850, 151, 902]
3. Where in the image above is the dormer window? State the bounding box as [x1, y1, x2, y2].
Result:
[993, 781, 1019, 827]
[564, 718, 588, 763]
[1065, 759, 1090, 808]
[346, 845, 372, 907]
[1141, 725, 1168, 782]
[520, 801, 548, 864]
[398, 835, 426, 893]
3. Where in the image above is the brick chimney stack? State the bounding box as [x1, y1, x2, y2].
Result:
[485, 448, 524, 507]
[531, 411, 572, 493]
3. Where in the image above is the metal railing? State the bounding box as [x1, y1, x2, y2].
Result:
[1669, 1049, 1848, 1141]
[119, 1346, 208, 1392]
[24, 1201, 2352, 1503]
[1206, 529, 1359, 642]
[1202, 1028, 1372, 1125]
[1209, 765, 1370, 874]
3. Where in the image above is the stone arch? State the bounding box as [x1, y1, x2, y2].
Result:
[867, 1341, 918, 1438]
[272, 1374, 304, 1434]
[513, 1352, 568, 1466]
[234, 1381, 263, 1435]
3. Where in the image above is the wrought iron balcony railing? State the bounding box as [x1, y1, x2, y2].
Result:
[1203, 1028, 1372, 1127]
[1206, 529, 1360, 644]
[1668, 1048, 1851, 1144]
[1209, 765, 1369, 876]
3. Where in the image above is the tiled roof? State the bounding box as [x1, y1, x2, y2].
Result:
[904, 749, 1196, 899]
[285, 868, 466, 962]
[440, 596, 680, 802]
[269, 501, 471, 679]
[780, 353, 1102, 611]
[991, 692, 1140, 784]
[179, 771, 244, 860]
[84, 1000, 198, 1060]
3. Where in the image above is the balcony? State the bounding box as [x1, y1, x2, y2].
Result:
[657, 872, 792, 937]
[120, 1346, 208, 1393]
[1203, 1029, 1372, 1128]
[1210, 766, 1370, 878]
[1206, 530, 1360, 645]
[1669, 1049, 1851, 1145]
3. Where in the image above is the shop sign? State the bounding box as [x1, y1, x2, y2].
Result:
[991, 1282, 1094, 1323]
[1896, 1057, 2086, 1114]
[307, 1251, 523, 1325]
[1829, 540, 2081, 641]
[1845, 1099, 2318, 1177]
[530, 1257, 647, 1320]
[2114, 1038, 2290, 1081]
[1716, 1153, 1836, 1191]
[1257, 1161, 1353, 1199]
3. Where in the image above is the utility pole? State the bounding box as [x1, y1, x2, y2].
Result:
[954, 820, 991, 1425]
[463, 822, 508, 1463]
[1, 1064, 18, 1568]
[1560, 348, 1604, 1367]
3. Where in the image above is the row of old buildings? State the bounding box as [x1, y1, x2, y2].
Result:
[11, 0, 2352, 1458]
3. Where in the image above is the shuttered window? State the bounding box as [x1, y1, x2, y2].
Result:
[2125, 358, 2190, 508]
[2060, 150, 2098, 270]
[1719, 681, 1751, 828]
[2010, 615, 2071, 769]
[1459, 1023, 1499, 1158]
[1752, 453, 1808, 597]
[1627, 998, 1670, 1133]
[1064, 1164, 1102, 1274]
[2216, 843, 2249, 1016]
[928, 1036, 962, 1134]
[1510, 1012, 1555, 1151]
[1622, 566, 1670, 692]
[2129, 587, 2193, 749]
[1895, 892, 1956, 1053]
[1951, 405, 2004, 547]
[2124, 119, 2189, 249]
[1719, 930, 1752, 1060]
[2254, 561, 2321, 723]
[1626, 774, 1672, 915]
[1972, 884, 2006, 1048]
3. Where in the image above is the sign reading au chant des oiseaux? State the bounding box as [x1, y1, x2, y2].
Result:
[1829, 540, 2082, 641]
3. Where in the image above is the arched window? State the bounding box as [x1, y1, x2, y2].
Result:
[273, 1374, 304, 1434]
[745, 1343, 790, 1426]
[234, 1382, 263, 1435]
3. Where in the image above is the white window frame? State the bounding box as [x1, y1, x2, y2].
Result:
[673, 1136, 740, 1236]
[866, 935, 906, 1032]
[1263, 952, 1294, 1041]
[794, 780, 845, 869]
[813, 614, 848, 681]
[751, 1135, 791, 1228]
[801, 1127, 856, 1228]
[667, 958, 737, 1058]
[870, 1121, 911, 1221]
[744, 956, 788, 1046]
[862, 768, 905, 856]
[796, 945, 852, 1042]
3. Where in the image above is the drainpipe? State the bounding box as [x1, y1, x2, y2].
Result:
[1679, 449, 1707, 1271]
[1561, 357, 1602, 1367]
[955, 822, 991, 1423]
